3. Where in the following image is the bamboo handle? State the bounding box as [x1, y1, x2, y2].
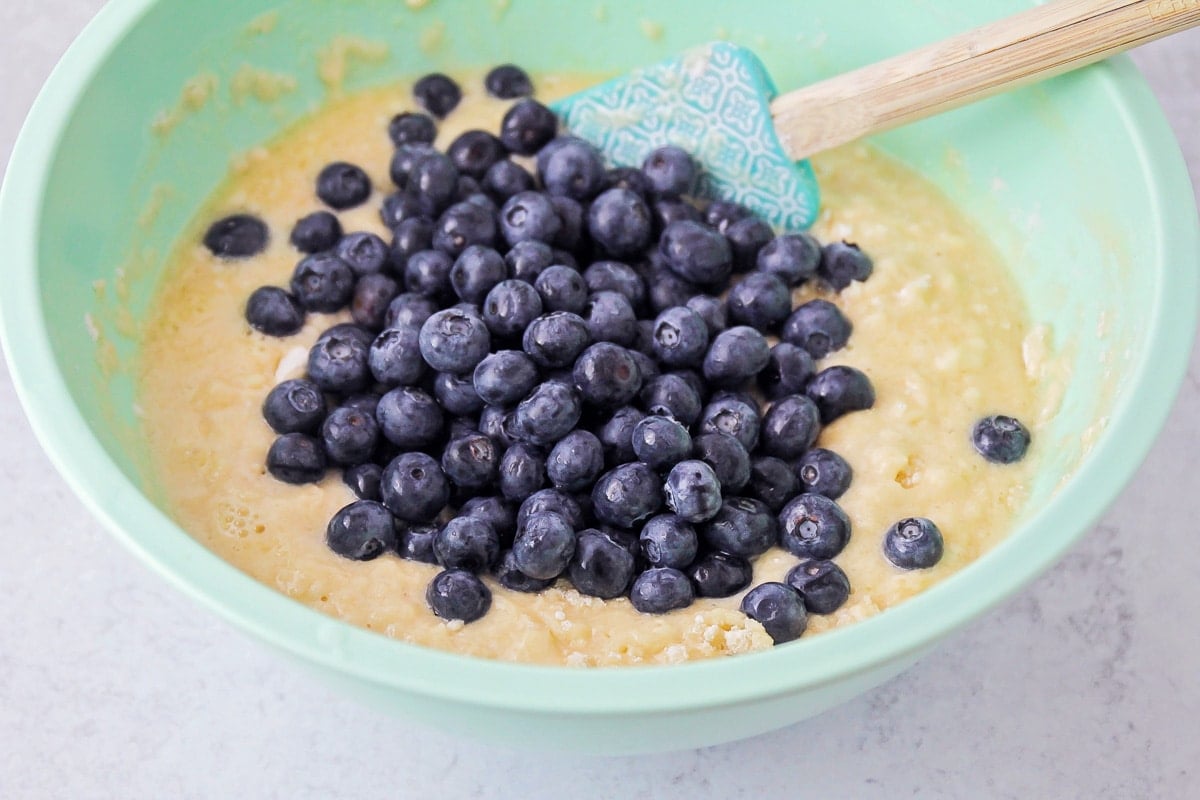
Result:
[771, 0, 1200, 160]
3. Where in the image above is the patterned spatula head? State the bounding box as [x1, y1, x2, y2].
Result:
[552, 41, 819, 231]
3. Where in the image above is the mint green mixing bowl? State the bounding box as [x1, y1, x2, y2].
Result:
[1, 0, 1196, 754]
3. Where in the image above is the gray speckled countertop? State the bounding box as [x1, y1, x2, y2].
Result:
[2, 3, 1198, 797]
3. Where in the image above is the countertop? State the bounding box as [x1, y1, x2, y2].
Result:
[1, 3, 1198, 797]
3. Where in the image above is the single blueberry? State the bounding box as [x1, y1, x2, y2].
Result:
[291, 252, 355, 312]
[418, 308, 491, 373]
[413, 73, 462, 118]
[498, 443, 547, 502]
[246, 286, 305, 336]
[380, 192, 424, 229]
[500, 98, 558, 156]
[316, 162, 371, 210]
[639, 373, 702, 427]
[726, 271, 791, 332]
[441, 434, 500, 491]
[473, 350, 539, 407]
[659, 220, 733, 285]
[376, 386, 444, 448]
[481, 281, 542, 343]
[592, 462, 664, 529]
[482, 159, 535, 201]
[512, 510, 577, 580]
[652, 306, 709, 368]
[403, 249, 454, 299]
[779, 493, 851, 560]
[267, 433, 326, 484]
[433, 201, 497, 258]
[761, 395, 822, 459]
[426, 568, 491, 622]
[691, 432, 751, 494]
[703, 326, 771, 388]
[512, 380, 582, 447]
[639, 514, 699, 569]
[583, 291, 638, 346]
[381, 452, 449, 523]
[588, 188, 653, 257]
[447, 129, 507, 179]
[505, 240, 555, 283]
[522, 311, 591, 369]
[699, 396, 761, 452]
[689, 552, 753, 598]
[434, 515, 500, 572]
[408, 154, 459, 216]
[499, 190, 562, 248]
[203, 213, 268, 259]
[786, 560, 851, 614]
[806, 365, 876, 424]
[547, 430, 605, 492]
[757, 234, 820, 285]
[389, 217, 435, 273]
[336, 231, 389, 276]
[517, 488, 585, 532]
[663, 459, 723, 523]
[367, 325, 424, 389]
[740, 582, 807, 644]
[759, 342, 816, 400]
[972, 415, 1032, 464]
[389, 143, 438, 189]
[632, 415, 693, 471]
[326, 500, 398, 560]
[704, 200, 750, 235]
[884, 517, 944, 570]
[460, 495, 518, 544]
[747, 456, 799, 513]
[819, 241, 873, 290]
[796, 448, 853, 499]
[641, 146, 695, 198]
[534, 265, 588, 313]
[485, 63, 533, 99]
[494, 549, 555, 592]
[398, 523, 439, 564]
[384, 292, 439, 330]
[781, 299, 852, 360]
[701, 497, 778, 558]
[388, 110, 437, 146]
[538, 137, 605, 201]
[307, 330, 371, 393]
[568, 530, 637, 599]
[321, 406, 379, 466]
[630, 567, 695, 614]
[449, 245, 507, 305]
[725, 217, 774, 274]
[573, 343, 642, 409]
[597, 406, 645, 467]
[290, 211, 342, 253]
[351, 273, 400, 331]
[344, 462, 383, 501]
[584, 261, 646, 312]
[685, 294, 727, 339]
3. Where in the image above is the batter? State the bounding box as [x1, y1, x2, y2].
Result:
[138, 75, 1042, 665]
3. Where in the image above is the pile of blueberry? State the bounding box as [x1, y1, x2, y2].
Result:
[201, 64, 1019, 646]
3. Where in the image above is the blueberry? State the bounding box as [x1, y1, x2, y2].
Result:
[819, 241, 873, 290]
[246, 287, 305, 336]
[485, 63, 533, 99]
[780, 299, 851, 360]
[703, 200, 750, 235]
[583, 261, 646, 311]
[379, 192, 422, 230]
[646, 264, 699, 315]
[641, 146, 695, 198]
[778, 493, 851, 559]
[517, 488, 585, 532]
[884, 517, 944, 570]
[703, 326, 771, 388]
[512, 510, 577, 580]
[671, 368, 708, 401]
[448, 245, 506, 305]
[413, 73, 461, 118]
[307, 330, 371, 393]
[638, 376, 698, 428]
[534, 265, 588, 313]
[699, 396, 761, 452]
[388, 110, 437, 146]
[473, 350, 538, 407]
[439, 434, 500, 491]
[203, 213, 268, 258]
[389, 143, 438, 188]
[290, 211, 342, 253]
[582, 291, 638, 346]
[505, 240, 556, 283]
[631, 415, 692, 471]
[409, 155, 459, 215]
[381, 452, 449, 522]
[796, 448, 853, 500]
[691, 432, 751, 494]
[740, 582, 807, 644]
[513, 380, 582, 447]
[761, 395, 822, 459]
[460, 495, 518, 543]
[806, 365, 876, 424]
[427, 568, 491, 622]
[568, 530, 637, 599]
[638, 514, 698, 569]
[724, 217, 774, 273]
[482, 159, 535, 201]
[522, 311, 591, 369]
[351, 273, 400, 331]
[478, 405, 520, 450]
[447, 129, 507, 179]
[402, 249, 453, 299]
[746, 456, 799, 513]
[685, 294, 727, 339]
[343, 462, 383, 501]
[592, 462, 663, 529]
[398, 523, 439, 564]
[316, 162, 371, 210]
[433, 201, 497, 257]
[333, 232, 388, 277]
[650, 306, 708, 368]
[376, 386, 444, 448]
[604, 166, 653, 198]
[757, 234, 820, 285]
[726, 271, 790, 332]
[689, 552, 753, 598]
[291, 252, 355, 312]
[500, 98, 558, 156]
[321, 406, 379, 466]
[572, 343, 642, 409]
[326, 500, 397, 560]
[434, 374, 483, 417]
[630, 567, 695, 614]
[597, 406, 645, 467]
[389, 217, 435, 273]
[546, 430, 605, 492]
[663, 459, 723, 523]
[316, 322, 375, 348]
[972, 415, 1032, 464]
[266, 433, 326, 484]
[786, 560, 850, 614]
[759, 343, 816, 400]
[659, 220, 732, 285]
[550, 196, 584, 251]
[499, 190, 561, 248]
[587, 188, 653, 257]
[597, 525, 641, 560]
[494, 549, 555, 592]
[384, 292, 439, 330]
[419, 308, 491, 373]
[538, 137, 605, 201]
[481, 278, 543, 340]
[498, 443, 547, 502]
[652, 198, 702, 232]
[701, 497, 778, 558]
[433, 515, 499, 572]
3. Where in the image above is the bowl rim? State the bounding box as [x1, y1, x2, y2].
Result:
[1, 0, 1197, 716]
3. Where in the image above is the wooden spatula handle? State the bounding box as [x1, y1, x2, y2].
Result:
[771, 0, 1200, 160]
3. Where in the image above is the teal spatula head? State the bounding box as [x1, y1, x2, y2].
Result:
[552, 42, 819, 231]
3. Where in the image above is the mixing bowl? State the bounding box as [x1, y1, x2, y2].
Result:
[1, 0, 1196, 754]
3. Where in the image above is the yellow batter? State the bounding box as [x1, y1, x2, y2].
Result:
[138, 75, 1042, 665]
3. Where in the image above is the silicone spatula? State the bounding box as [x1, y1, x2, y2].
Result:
[553, 0, 1200, 231]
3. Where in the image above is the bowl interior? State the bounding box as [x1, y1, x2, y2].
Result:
[5, 0, 1197, 736]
